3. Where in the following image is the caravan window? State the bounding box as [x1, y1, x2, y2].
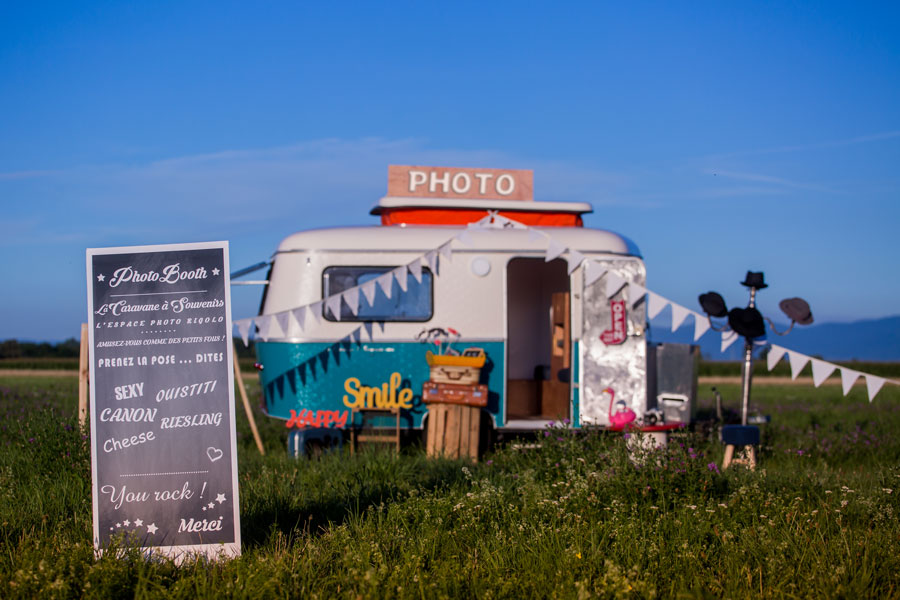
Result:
[322, 266, 433, 322]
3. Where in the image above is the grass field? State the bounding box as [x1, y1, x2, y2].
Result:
[1, 375, 899, 598]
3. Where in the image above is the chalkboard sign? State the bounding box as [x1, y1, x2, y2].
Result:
[86, 242, 240, 560]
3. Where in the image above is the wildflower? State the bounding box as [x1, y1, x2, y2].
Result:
[576, 552, 582, 559]
[543, 431, 551, 438]
[707, 462, 719, 473]
[883, 488, 893, 494]
[485, 460, 493, 466]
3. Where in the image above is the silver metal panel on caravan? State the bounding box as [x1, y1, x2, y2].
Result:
[580, 259, 647, 425]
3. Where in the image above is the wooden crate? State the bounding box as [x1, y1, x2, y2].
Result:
[426, 403, 480, 461]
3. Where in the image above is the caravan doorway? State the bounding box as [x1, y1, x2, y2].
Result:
[506, 258, 571, 424]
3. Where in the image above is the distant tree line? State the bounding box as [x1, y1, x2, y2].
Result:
[0, 338, 80, 359]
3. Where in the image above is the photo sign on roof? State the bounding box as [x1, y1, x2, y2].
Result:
[86, 241, 240, 560]
[388, 165, 533, 201]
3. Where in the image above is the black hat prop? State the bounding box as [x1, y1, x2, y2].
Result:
[740, 271, 768, 289]
[779, 297, 814, 325]
[728, 306, 766, 339]
[698, 292, 728, 318]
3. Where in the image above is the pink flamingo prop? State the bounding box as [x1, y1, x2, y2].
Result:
[605, 387, 636, 428]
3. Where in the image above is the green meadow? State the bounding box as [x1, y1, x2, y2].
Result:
[1, 375, 899, 598]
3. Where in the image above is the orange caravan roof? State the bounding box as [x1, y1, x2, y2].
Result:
[371, 197, 593, 227]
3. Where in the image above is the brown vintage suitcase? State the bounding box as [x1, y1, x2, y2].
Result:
[422, 382, 488, 407]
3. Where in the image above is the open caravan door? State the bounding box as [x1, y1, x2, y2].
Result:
[578, 260, 648, 426]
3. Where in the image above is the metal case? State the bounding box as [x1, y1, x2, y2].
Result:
[647, 343, 699, 424]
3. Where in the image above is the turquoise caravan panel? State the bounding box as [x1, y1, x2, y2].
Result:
[257, 340, 506, 429]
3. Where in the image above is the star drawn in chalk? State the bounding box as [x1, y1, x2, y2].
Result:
[97, 273, 105, 282]
[216, 493, 226, 504]
[109, 527, 114, 531]
[146, 523, 158, 534]
[212, 268, 220, 276]
[134, 519, 143, 527]
[115, 522, 121, 528]
[123, 519, 131, 527]
[208, 502, 215, 510]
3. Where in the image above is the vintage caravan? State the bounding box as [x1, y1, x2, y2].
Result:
[250, 166, 688, 436]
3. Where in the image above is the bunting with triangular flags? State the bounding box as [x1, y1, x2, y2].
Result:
[566, 249, 586, 275]
[545, 239, 566, 262]
[605, 272, 627, 298]
[230, 208, 898, 402]
[810, 358, 836, 387]
[584, 261, 606, 287]
[342, 287, 360, 316]
[325, 294, 342, 321]
[692, 312, 710, 342]
[670, 304, 691, 332]
[788, 351, 810, 380]
[393, 265, 408, 292]
[647, 292, 667, 320]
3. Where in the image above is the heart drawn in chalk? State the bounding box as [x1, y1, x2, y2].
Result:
[207, 447, 224, 462]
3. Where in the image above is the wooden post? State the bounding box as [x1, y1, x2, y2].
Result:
[78, 323, 89, 428]
[233, 344, 265, 455]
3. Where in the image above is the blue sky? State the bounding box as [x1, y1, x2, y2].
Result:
[1, 1, 898, 341]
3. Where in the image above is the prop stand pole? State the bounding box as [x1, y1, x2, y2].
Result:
[78, 323, 89, 428]
[739, 287, 758, 426]
[233, 343, 265, 455]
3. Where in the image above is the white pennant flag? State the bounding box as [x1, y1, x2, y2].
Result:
[864, 374, 886, 402]
[290, 307, 307, 332]
[545, 239, 566, 262]
[788, 351, 810, 380]
[693, 312, 710, 341]
[811, 358, 836, 387]
[628, 283, 647, 307]
[566, 250, 586, 275]
[647, 292, 668, 319]
[267, 314, 285, 339]
[721, 329, 739, 352]
[376, 272, 394, 299]
[408, 259, 423, 283]
[275, 312, 291, 338]
[256, 315, 273, 342]
[455, 229, 474, 246]
[840, 368, 862, 395]
[767, 344, 788, 371]
[671, 303, 691, 332]
[584, 262, 606, 287]
[308, 301, 323, 325]
[235, 319, 252, 346]
[361, 279, 378, 306]
[325, 294, 342, 321]
[343, 287, 360, 316]
[528, 229, 547, 243]
[438, 241, 453, 262]
[424, 250, 438, 274]
[605, 272, 626, 298]
[362, 321, 374, 341]
[393, 265, 408, 292]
